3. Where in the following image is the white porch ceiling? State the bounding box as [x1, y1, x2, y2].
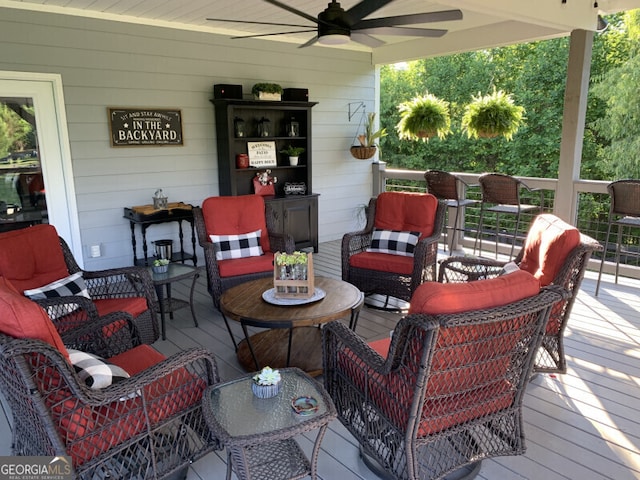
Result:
[1, 0, 639, 63]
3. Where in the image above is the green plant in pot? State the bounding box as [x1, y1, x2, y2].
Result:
[396, 92, 451, 141]
[351, 112, 387, 160]
[280, 145, 305, 165]
[461, 89, 525, 140]
[252, 83, 283, 100]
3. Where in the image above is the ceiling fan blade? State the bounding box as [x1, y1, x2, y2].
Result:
[353, 10, 463, 29]
[207, 18, 311, 28]
[345, 0, 393, 24]
[232, 30, 316, 39]
[355, 26, 447, 38]
[263, 0, 319, 25]
[351, 32, 385, 48]
[298, 35, 319, 48]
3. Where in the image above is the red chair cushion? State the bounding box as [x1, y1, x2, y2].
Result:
[94, 297, 149, 318]
[519, 214, 581, 286]
[201, 195, 271, 253]
[408, 269, 540, 315]
[217, 252, 275, 278]
[374, 192, 438, 239]
[349, 251, 414, 275]
[0, 277, 69, 359]
[44, 345, 207, 467]
[0, 224, 70, 292]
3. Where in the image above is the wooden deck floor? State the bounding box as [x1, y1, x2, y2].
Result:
[2, 239, 639, 479]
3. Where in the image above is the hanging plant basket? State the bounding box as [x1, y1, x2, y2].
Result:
[350, 146, 377, 160]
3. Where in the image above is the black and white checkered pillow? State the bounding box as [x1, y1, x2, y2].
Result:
[210, 229, 264, 261]
[367, 228, 421, 257]
[68, 349, 130, 389]
[24, 272, 91, 319]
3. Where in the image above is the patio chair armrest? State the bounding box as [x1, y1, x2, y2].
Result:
[81, 266, 156, 303]
[33, 295, 100, 329]
[438, 255, 507, 283]
[268, 231, 295, 254]
[61, 311, 141, 358]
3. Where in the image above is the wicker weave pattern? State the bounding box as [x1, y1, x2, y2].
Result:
[0, 330, 220, 479]
[323, 288, 565, 480]
[58, 236, 160, 344]
[439, 229, 601, 373]
[341, 196, 446, 303]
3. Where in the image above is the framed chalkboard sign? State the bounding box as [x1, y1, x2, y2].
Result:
[108, 108, 183, 147]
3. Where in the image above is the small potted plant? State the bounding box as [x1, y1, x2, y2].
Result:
[280, 145, 305, 166]
[396, 92, 451, 141]
[461, 89, 525, 140]
[251, 83, 283, 101]
[351, 112, 387, 160]
[152, 258, 169, 274]
[251, 366, 282, 398]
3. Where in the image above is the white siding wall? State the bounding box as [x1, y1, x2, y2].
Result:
[0, 7, 377, 268]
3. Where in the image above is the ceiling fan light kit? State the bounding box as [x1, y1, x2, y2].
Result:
[207, 0, 463, 49]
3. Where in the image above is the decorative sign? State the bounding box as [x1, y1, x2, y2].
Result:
[247, 141, 277, 167]
[108, 108, 183, 146]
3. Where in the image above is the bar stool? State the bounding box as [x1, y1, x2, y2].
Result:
[424, 170, 477, 252]
[595, 179, 640, 296]
[474, 173, 541, 259]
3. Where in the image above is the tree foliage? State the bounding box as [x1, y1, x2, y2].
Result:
[379, 12, 632, 181]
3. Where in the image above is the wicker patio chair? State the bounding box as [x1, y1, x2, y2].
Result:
[0, 224, 159, 344]
[341, 191, 445, 311]
[0, 278, 220, 480]
[323, 270, 566, 480]
[194, 195, 294, 348]
[439, 213, 601, 373]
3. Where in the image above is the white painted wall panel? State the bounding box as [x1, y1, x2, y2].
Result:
[0, 7, 376, 268]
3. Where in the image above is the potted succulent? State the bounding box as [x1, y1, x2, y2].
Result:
[251, 366, 282, 398]
[251, 83, 283, 101]
[461, 89, 525, 140]
[152, 258, 169, 274]
[351, 112, 387, 160]
[396, 92, 451, 141]
[280, 145, 305, 166]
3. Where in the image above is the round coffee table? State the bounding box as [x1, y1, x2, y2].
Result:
[220, 276, 363, 376]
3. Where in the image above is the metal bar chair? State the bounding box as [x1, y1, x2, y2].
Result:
[424, 169, 477, 252]
[595, 179, 640, 296]
[474, 173, 541, 259]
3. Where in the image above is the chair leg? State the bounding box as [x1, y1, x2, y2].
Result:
[494, 211, 501, 259]
[474, 205, 486, 256]
[450, 205, 461, 252]
[511, 210, 522, 259]
[595, 220, 614, 296]
[615, 223, 623, 284]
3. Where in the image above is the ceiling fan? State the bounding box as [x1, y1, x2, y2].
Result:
[207, 0, 463, 48]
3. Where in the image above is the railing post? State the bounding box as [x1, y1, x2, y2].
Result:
[372, 161, 386, 196]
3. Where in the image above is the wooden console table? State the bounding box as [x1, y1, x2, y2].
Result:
[123, 202, 197, 266]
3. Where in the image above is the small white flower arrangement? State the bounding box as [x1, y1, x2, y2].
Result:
[256, 169, 277, 186]
[253, 366, 281, 386]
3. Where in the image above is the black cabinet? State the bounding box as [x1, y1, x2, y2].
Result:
[212, 99, 319, 252]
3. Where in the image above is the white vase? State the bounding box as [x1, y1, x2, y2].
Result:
[289, 156, 299, 166]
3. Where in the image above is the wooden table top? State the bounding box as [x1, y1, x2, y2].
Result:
[220, 276, 362, 328]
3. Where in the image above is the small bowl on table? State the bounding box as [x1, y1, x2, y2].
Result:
[291, 396, 318, 416]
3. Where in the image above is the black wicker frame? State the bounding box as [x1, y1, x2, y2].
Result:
[193, 201, 295, 347]
[323, 287, 565, 480]
[341, 196, 446, 305]
[439, 222, 601, 373]
[0, 314, 220, 479]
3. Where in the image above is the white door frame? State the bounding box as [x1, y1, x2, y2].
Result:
[1, 71, 82, 264]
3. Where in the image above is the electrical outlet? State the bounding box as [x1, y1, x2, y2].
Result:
[90, 245, 101, 257]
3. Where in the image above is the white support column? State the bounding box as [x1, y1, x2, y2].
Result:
[556, 29, 594, 223]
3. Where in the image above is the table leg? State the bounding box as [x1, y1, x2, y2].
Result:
[286, 328, 293, 367]
[166, 283, 174, 320]
[310, 424, 329, 480]
[154, 284, 166, 341]
[349, 292, 365, 331]
[241, 322, 260, 370]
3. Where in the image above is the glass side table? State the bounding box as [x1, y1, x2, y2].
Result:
[148, 263, 199, 340]
[202, 368, 337, 480]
